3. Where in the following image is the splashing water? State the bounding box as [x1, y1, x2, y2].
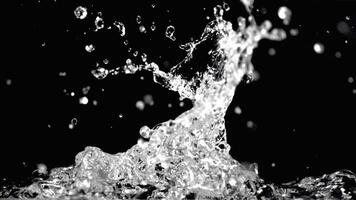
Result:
[1, 1, 356, 200]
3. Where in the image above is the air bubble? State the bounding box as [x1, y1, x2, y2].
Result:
[74, 6, 87, 19]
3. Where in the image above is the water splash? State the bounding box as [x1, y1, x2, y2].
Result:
[1, 1, 355, 200]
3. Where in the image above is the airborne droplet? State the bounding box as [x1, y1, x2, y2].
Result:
[313, 43, 325, 54]
[278, 6, 292, 25]
[165, 25, 176, 41]
[74, 6, 87, 19]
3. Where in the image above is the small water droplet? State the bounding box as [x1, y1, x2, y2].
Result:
[95, 15, 104, 30]
[141, 53, 147, 62]
[79, 96, 89, 105]
[165, 25, 176, 41]
[150, 23, 156, 31]
[278, 6, 292, 25]
[136, 15, 142, 24]
[113, 21, 126, 36]
[313, 43, 324, 54]
[136, 100, 145, 111]
[234, 106, 242, 115]
[139, 25, 146, 33]
[91, 67, 108, 79]
[139, 125, 152, 139]
[74, 6, 87, 19]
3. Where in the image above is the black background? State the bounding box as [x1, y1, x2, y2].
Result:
[1, 0, 356, 185]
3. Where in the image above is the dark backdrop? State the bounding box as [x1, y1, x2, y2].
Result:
[1, 0, 355, 185]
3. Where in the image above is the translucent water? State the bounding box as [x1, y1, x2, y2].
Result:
[1, 0, 355, 199]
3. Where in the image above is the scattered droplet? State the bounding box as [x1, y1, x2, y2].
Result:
[278, 6, 292, 25]
[136, 15, 142, 24]
[346, 16, 350, 21]
[5, 78, 12, 86]
[179, 101, 184, 107]
[70, 92, 75, 96]
[289, 28, 299, 36]
[165, 25, 176, 41]
[103, 58, 109, 65]
[151, 3, 156, 8]
[37, 163, 48, 175]
[113, 21, 126, 36]
[139, 25, 146, 33]
[94, 15, 104, 30]
[150, 23, 156, 31]
[91, 67, 108, 79]
[271, 162, 276, 168]
[74, 6, 87, 19]
[234, 106, 242, 115]
[92, 100, 98, 106]
[119, 114, 123, 118]
[133, 51, 138, 57]
[139, 125, 152, 139]
[313, 43, 324, 54]
[335, 51, 342, 58]
[168, 103, 172, 108]
[143, 94, 154, 106]
[141, 53, 147, 62]
[213, 5, 224, 19]
[337, 21, 351, 35]
[59, 72, 67, 77]
[136, 100, 145, 111]
[268, 48, 276, 56]
[85, 44, 95, 52]
[79, 96, 89, 105]
[347, 77, 354, 83]
[223, 2, 230, 11]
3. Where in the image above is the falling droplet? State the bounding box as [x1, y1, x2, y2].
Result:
[139, 125, 152, 139]
[85, 44, 95, 52]
[139, 25, 146, 33]
[91, 67, 108, 79]
[74, 6, 87, 19]
[151, 23, 156, 31]
[113, 21, 126, 36]
[278, 6, 292, 25]
[136, 15, 142, 24]
[94, 15, 104, 30]
[79, 96, 89, 105]
[165, 25, 176, 41]
[234, 106, 242, 115]
[136, 100, 145, 111]
[313, 43, 324, 54]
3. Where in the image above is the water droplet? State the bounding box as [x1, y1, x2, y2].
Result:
[141, 53, 147, 62]
[119, 114, 123, 118]
[139, 25, 146, 33]
[136, 100, 145, 110]
[165, 25, 176, 41]
[91, 67, 108, 79]
[278, 6, 292, 25]
[133, 51, 138, 57]
[123, 40, 129, 45]
[139, 125, 152, 139]
[5, 78, 12, 86]
[82, 86, 90, 94]
[346, 16, 350, 21]
[74, 6, 87, 19]
[347, 77, 354, 83]
[85, 44, 95, 52]
[59, 72, 67, 77]
[95, 15, 104, 30]
[150, 23, 156, 31]
[335, 51, 342, 58]
[113, 21, 126, 36]
[223, 2, 230, 11]
[268, 48, 276, 56]
[313, 43, 324, 54]
[37, 163, 48, 175]
[234, 106, 242, 115]
[143, 94, 154, 106]
[290, 28, 299, 36]
[79, 96, 89, 105]
[136, 15, 142, 24]
[213, 5, 224, 19]
[151, 3, 156, 8]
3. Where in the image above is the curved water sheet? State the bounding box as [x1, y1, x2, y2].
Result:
[1, 1, 356, 199]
